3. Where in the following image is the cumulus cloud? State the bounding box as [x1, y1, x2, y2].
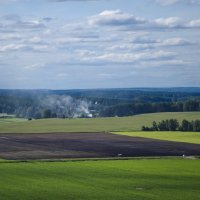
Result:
[88, 10, 146, 26]
[0, 15, 50, 54]
[154, 17, 200, 28]
[0, 8, 199, 89]
[153, 17, 181, 28]
[88, 10, 200, 29]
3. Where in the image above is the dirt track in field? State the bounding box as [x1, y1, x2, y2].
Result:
[0, 132, 200, 160]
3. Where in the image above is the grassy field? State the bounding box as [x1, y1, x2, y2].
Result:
[114, 131, 200, 144]
[0, 114, 26, 123]
[0, 112, 200, 133]
[0, 159, 200, 200]
[0, 113, 15, 117]
[0, 118, 27, 123]
[0, 114, 200, 200]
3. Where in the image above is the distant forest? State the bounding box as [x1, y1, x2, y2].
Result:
[0, 88, 200, 119]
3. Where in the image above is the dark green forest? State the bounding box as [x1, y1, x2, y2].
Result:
[0, 88, 200, 119]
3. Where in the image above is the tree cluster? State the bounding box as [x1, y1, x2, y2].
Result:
[142, 119, 200, 132]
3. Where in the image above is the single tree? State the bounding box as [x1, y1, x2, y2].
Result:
[168, 119, 179, 131]
[43, 109, 52, 118]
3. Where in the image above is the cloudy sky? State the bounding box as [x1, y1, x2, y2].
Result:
[0, 0, 200, 89]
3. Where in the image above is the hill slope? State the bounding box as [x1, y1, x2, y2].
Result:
[0, 112, 200, 133]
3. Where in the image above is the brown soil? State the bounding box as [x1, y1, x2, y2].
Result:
[0, 132, 200, 160]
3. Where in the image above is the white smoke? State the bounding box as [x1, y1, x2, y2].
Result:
[39, 95, 93, 118]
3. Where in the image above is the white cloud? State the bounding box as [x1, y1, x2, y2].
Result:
[0, 15, 46, 32]
[156, 0, 179, 5]
[187, 19, 200, 28]
[0, 10, 199, 89]
[0, 33, 22, 41]
[161, 38, 191, 46]
[24, 63, 46, 70]
[13, 20, 45, 29]
[139, 59, 190, 67]
[85, 50, 176, 63]
[88, 10, 146, 26]
[88, 10, 200, 29]
[154, 17, 181, 28]
[107, 38, 191, 51]
[155, 0, 200, 5]
[0, 44, 26, 52]
[55, 73, 69, 78]
[0, 43, 51, 53]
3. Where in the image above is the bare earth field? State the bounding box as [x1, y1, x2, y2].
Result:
[0, 132, 200, 160]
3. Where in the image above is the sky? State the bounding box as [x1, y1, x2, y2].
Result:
[0, 0, 200, 89]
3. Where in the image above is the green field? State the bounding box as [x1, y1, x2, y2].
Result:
[0, 159, 199, 200]
[0, 113, 200, 200]
[0, 112, 200, 133]
[115, 131, 200, 144]
[0, 113, 15, 117]
[0, 118, 27, 123]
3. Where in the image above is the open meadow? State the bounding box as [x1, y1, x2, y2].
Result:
[0, 112, 200, 133]
[0, 159, 200, 200]
[0, 112, 200, 200]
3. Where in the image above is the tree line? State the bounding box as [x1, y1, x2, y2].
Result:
[142, 119, 200, 132]
[0, 90, 200, 118]
[100, 100, 200, 117]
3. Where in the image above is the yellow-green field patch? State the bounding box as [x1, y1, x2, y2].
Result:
[114, 131, 200, 144]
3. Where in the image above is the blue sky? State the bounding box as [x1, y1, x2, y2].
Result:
[0, 0, 200, 89]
